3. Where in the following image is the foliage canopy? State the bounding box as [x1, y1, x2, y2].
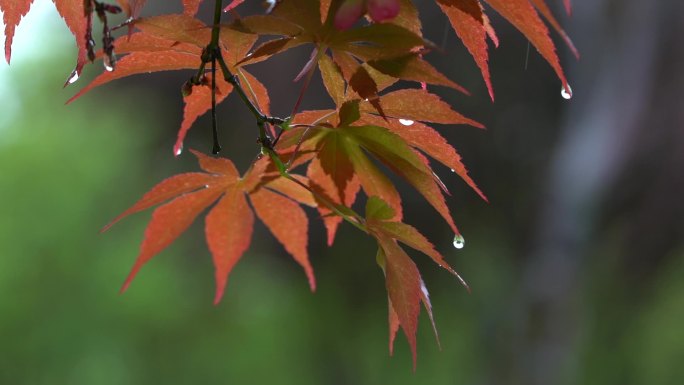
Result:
[1, 0, 574, 365]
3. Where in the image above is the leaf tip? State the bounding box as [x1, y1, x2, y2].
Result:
[306, 269, 317, 292]
[214, 271, 228, 305]
[99, 223, 114, 234]
[213, 285, 226, 305]
[119, 267, 139, 295]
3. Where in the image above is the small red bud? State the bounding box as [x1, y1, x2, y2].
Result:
[367, 0, 400, 22]
[334, 0, 366, 30]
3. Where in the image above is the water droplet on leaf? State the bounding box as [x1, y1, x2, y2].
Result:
[103, 55, 115, 72]
[399, 119, 414, 126]
[66, 69, 80, 84]
[561, 84, 573, 100]
[174, 144, 183, 156]
[453, 234, 465, 249]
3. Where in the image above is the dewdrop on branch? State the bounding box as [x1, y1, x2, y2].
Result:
[453, 234, 465, 249]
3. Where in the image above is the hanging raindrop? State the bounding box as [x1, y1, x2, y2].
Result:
[561, 84, 573, 100]
[399, 119, 414, 126]
[66, 69, 80, 85]
[453, 234, 465, 249]
[174, 144, 183, 156]
[103, 55, 115, 72]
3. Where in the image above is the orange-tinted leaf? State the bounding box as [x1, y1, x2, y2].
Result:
[265, 176, 317, 207]
[114, 32, 202, 55]
[116, 0, 147, 18]
[191, 149, 240, 177]
[250, 187, 315, 291]
[319, 133, 357, 196]
[367, 54, 469, 93]
[219, 27, 259, 63]
[223, 0, 244, 12]
[483, 9, 499, 47]
[52, 0, 89, 83]
[484, 0, 569, 91]
[175, 75, 234, 156]
[361, 115, 487, 201]
[338, 100, 361, 126]
[388, 298, 400, 355]
[390, 0, 422, 36]
[307, 152, 360, 245]
[331, 23, 426, 61]
[345, 143, 403, 220]
[377, 235, 421, 368]
[272, 0, 322, 33]
[319, 54, 346, 107]
[182, 0, 202, 16]
[349, 65, 385, 118]
[240, 156, 275, 193]
[68, 51, 199, 103]
[362, 63, 399, 92]
[102, 173, 217, 232]
[376, 221, 468, 289]
[347, 125, 458, 233]
[331, 49, 359, 82]
[529, 0, 579, 58]
[122, 186, 224, 293]
[419, 278, 440, 349]
[1, 0, 33, 63]
[206, 188, 253, 304]
[290, 109, 337, 126]
[366, 195, 396, 221]
[376, 246, 401, 356]
[228, 15, 304, 37]
[239, 37, 305, 65]
[240, 69, 271, 115]
[366, 89, 484, 127]
[366, 195, 467, 286]
[134, 14, 210, 47]
[436, 0, 494, 100]
[319, 0, 332, 24]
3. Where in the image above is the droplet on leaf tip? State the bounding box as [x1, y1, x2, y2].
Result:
[399, 119, 414, 126]
[174, 145, 183, 156]
[264, 0, 277, 13]
[561, 84, 573, 100]
[453, 234, 465, 249]
[66, 70, 80, 85]
[450, 168, 455, 173]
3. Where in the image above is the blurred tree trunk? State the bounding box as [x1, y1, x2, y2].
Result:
[510, 1, 684, 384]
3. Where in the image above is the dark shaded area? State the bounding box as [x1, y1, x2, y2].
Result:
[1, 1, 683, 384]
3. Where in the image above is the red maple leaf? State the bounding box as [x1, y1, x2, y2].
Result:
[66, 13, 269, 156]
[2, 0, 88, 78]
[103, 150, 316, 304]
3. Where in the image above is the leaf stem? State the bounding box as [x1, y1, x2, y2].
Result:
[201, 1, 365, 233]
[211, 56, 221, 154]
[196, 0, 286, 154]
[260, 146, 368, 234]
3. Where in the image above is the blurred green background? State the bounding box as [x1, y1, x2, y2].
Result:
[1, 1, 683, 384]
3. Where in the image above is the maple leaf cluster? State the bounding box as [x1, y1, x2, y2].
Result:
[1, 0, 575, 365]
